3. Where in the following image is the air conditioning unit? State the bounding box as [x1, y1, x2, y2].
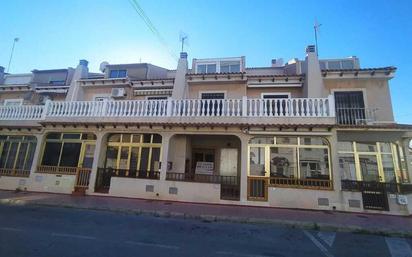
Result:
[111, 88, 126, 98]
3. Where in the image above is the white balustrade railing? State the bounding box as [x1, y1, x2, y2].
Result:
[0, 105, 44, 120]
[0, 97, 335, 121]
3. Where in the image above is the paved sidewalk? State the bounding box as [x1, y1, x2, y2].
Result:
[0, 190, 411, 237]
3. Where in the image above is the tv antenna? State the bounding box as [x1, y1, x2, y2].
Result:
[179, 32, 188, 52]
[7, 37, 19, 73]
[314, 19, 322, 56]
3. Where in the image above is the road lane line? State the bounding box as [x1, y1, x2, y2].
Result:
[125, 240, 179, 250]
[303, 230, 334, 257]
[385, 237, 412, 257]
[215, 251, 273, 257]
[52, 233, 96, 240]
[0, 227, 23, 232]
[317, 232, 336, 247]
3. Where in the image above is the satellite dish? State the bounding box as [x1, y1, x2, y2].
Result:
[99, 61, 109, 73]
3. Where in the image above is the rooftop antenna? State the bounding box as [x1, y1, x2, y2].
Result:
[314, 20, 322, 57]
[7, 37, 19, 73]
[179, 31, 188, 52]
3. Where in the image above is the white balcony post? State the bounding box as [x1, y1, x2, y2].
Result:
[166, 97, 172, 117]
[242, 96, 248, 117]
[328, 94, 336, 117]
[41, 100, 51, 120]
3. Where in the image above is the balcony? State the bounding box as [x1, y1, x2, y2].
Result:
[0, 97, 335, 126]
[336, 107, 377, 125]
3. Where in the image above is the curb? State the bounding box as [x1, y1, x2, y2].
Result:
[1, 198, 411, 238]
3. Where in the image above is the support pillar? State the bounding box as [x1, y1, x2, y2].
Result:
[87, 132, 107, 194]
[159, 133, 173, 181]
[239, 135, 250, 203]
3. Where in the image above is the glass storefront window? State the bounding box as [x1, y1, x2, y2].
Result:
[0, 135, 37, 173]
[249, 147, 265, 176]
[270, 147, 297, 178]
[299, 148, 329, 179]
[338, 142, 353, 152]
[339, 153, 356, 180]
[381, 154, 396, 183]
[359, 155, 379, 181]
[356, 142, 377, 152]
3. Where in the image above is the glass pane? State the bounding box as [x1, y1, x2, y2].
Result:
[132, 134, 141, 143]
[359, 155, 379, 181]
[109, 70, 118, 78]
[249, 137, 274, 144]
[0, 142, 10, 168]
[276, 137, 297, 145]
[81, 144, 95, 169]
[119, 147, 129, 170]
[9, 136, 23, 141]
[299, 148, 329, 179]
[106, 146, 118, 169]
[41, 142, 62, 166]
[23, 142, 36, 171]
[357, 142, 377, 152]
[24, 136, 36, 141]
[122, 134, 131, 143]
[382, 154, 396, 183]
[143, 134, 151, 143]
[59, 143, 82, 167]
[150, 148, 161, 171]
[207, 64, 216, 73]
[118, 70, 127, 77]
[139, 147, 150, 171]
[197, 64, 206, 73]
[301, 137, 327, 146]
[108, 134, 121, 142]
[230, 64, 240, 72]
[338, 141, 353, 152]
[339, 153, 356, 180]
[380, 143, 392, 153]
[220, 65, 229, 73]
[62, 133, 81, 140]
[15, 143, 28, 170]
[129, 147, 139, 171]
[5, 142, 19, 169]
[152, 134, 162, 144]
[0, 135, 7, 141]
[249, 147, 265, 176]
[46, 133, 61, 140]
[270, 147, 297, 178]
[81, 133, 96, 140]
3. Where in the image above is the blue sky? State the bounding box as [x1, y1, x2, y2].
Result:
[1, 0, 411, 123]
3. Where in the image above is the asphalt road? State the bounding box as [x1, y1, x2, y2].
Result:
[0, 205, 411, 257]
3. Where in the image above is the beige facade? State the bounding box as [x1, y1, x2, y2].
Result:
[0, 45, 411, 216]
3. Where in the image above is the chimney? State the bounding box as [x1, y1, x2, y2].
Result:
[0, 66, 4, 84]
[303, 45, 324, 98]
[171, 52, 189, 99]
[66, 59, 89, 101]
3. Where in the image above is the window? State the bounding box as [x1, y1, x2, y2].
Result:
[0, 135, 36, 176]
[4, 99, 23, 106]
[109, 69, 127, 78]
[49, 80, 66, 85]
[261, 93, 290, 99]
[248, 136, 331, 181]
[220, 61, 240, 73]
[40, 133, 96, 168]
[201, 92, 225, 99]
[147, 96, 168, 100]
[341, 60, 354, 69]
[334, 91, 365, 125]
[104, 134, 162, 177]
[197, 64, 216, 74]
[94, 95, 111, 102]
[338, 141, 398, 183]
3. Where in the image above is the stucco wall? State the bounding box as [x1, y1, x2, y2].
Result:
[324, 78, 394, 122]
[188, 82, 247, 99]
[28, 174, 75, 194]
[246, 87, 303, 98]
[0, 176, 30, 191]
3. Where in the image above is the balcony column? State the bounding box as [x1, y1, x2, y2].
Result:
[27, 132, 47, 186]
[402, 138, 412, 183]
[239, 134, 250, 203]
[159, 133, 173, 181]
[328, 130, 342, 200]
[87, 131, 108, 194]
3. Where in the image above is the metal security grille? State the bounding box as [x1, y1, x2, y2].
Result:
[335, 91, 365, 125]
[362, 190, 389, 211]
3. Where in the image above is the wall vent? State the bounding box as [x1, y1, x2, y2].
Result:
[318, 198, 329, 206]
[169, 187, 178, 195]
[146, 185, 154, 192]
[348, 199, 361, 208]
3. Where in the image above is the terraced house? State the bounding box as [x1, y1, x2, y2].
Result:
[0, 45, 411, 215]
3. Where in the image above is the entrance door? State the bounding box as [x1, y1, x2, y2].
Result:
[335, 91, 365, 125]
[248, 147, 268, 201]
[74, 143, 95, 192]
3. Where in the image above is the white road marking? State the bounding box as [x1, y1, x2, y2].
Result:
[215, 251, 272, 257]
[303, 230, 334, 257]
[125, 240, 179, 250]
[385, 237, 412, 257]
[317, 231, 336, 247]
[0, 227, 23, 232]
[51, 233, 96, 240]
